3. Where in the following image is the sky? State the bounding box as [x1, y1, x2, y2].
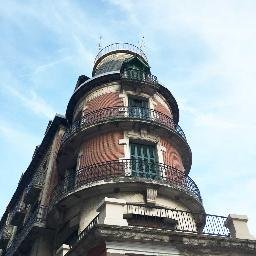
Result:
[0, 0, 256, 236]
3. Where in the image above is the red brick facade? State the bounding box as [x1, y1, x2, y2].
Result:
[79, 131, 124, 167]
[160, 138, 184, 171]
[83, 92, 123, 115]
[154, 98, 172, 118]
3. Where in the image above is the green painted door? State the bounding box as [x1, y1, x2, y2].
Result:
[130, 143, 158, 179]
[128, 97, 149, 119]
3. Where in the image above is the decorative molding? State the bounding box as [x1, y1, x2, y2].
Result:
[146, 188, 158, 205]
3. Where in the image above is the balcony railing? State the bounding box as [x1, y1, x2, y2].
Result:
[121, 69, 158, 87]
[70, 214, 99, 249]
[24, 176, 44, 205]
[10, 204, 26, 226]
[67, 204, 229, 251]
[94, 43, 148, 64]
[5, 206, 47, 256]
[125, 204, 230, 237]
[50, 159, 201, 207]
[61, 106, 186, 145]
[0, 225, 13, 249]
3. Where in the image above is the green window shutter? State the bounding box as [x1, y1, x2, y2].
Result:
[130, 143, 158, 179]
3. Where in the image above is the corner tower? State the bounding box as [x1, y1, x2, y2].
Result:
[49, 43, 203, 250]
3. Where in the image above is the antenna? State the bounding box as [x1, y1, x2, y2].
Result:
[98, 35, 103, 51]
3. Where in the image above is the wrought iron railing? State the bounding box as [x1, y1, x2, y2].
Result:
[50, 159, 201, 207]
[94, 43, 148, 64]
[61, 106, 186, 144]
[5, 206, 47, 256]
[121, 69, 158, 86]
[125, 204, 230, 237]
[0, 225, 13, 246]
[70, 214, 99, 249]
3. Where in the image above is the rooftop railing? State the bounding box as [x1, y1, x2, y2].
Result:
[50, 159, 201, 207]
[94, 43, 148, 64]
[5, 206, 47, 256]
[61, 106, 186, 145]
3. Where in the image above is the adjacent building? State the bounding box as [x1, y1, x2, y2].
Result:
[0, 43, 255, 256]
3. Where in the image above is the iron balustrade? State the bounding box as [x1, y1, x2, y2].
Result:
[5, 206, 48, 256]
[121, 69, 158, 86]
[0, 225, 13, 248]
[61, 106, 186, 144]
[67, 205, 229, 250]
[94, 43, 148, 64]
[125, 204, 230, 237]
[70, 214, 99, 249]
[50, 159, 201, 207]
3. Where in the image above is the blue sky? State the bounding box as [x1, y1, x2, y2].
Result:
[0, 0, 256, 235]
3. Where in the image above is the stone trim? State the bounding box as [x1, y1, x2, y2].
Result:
[97, 224, 256, 254]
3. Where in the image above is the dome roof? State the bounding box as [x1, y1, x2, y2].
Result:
[92, 43, 148, 76]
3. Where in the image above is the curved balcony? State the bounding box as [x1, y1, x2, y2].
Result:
[61, 106, 186, 145]
[10, 204, 26, 226]
[94, 43, 148, 64]
[121, 69, 158, 88]
[24, 176, 44, 205]
[5, 206, 47, 256]
[50, 159, 202, 208]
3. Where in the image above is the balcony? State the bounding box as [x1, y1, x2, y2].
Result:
[121, 69, 159, 89]
[5, 206, 47, 256]
[124, 204, 229, 236]
[61, 106, 186, 145]
[10, 204, 26, 226]
[24, 177, 44, 205]
[50, 159, 201, 208]
[0, 225, 13, 249]
[66, 203, 230, 255]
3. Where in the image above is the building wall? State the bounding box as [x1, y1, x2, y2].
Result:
[78, 131, 124, 167]
[160, 138, 185, 171]
[83, 92, 123, 115]
[73, 83, 122, 122]
[153, 93, 172, 118]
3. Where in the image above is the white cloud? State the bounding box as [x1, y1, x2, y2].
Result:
[5, 86, 55, 119]
[0, 119, 38, 149]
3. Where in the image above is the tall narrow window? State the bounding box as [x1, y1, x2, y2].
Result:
[128, 97, 149, 119]
[130, 143, 158, 179]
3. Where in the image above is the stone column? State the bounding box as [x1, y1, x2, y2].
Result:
[97, 197, 128, 226]
[225, 214, 255, 240]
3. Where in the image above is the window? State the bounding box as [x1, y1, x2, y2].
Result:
[128, 97, 149, 119]
[130, 142, 158, 179]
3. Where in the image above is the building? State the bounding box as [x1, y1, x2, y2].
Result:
[0, 43, 256, 256]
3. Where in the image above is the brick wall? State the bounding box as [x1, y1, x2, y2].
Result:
[154, 99, 172, 118]
[83, 92, 123, 115]
[79, 131, 124, 167]
[160, 138, 184, 171]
